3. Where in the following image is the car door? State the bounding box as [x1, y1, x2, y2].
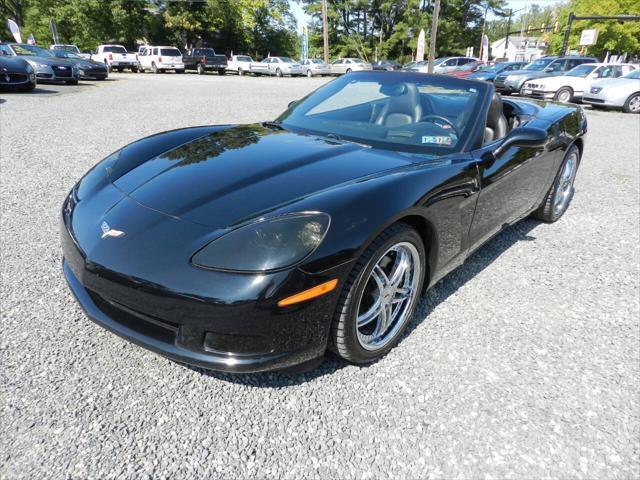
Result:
[332, 59, 344, 74]
[467, 105, 559, 251]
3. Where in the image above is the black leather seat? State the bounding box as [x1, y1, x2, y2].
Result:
[484, 93, 509, 143]
[375, 83, 422, 127]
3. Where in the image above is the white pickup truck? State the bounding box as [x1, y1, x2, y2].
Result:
[92, 45, 138, 72]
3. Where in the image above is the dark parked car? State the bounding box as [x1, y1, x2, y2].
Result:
[0, 55, 36, 91]
[52, 50, 108, 80]
[61, 72, 586, 373]
[182, 47, 227, 75]
[494, 56, 598, 95]
[467, 61, 528, 82]
[373, 60, 402, 71]
[0, 42, 78, 84]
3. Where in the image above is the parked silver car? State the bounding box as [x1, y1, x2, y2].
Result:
[408, 57, 476, 74]
[582, 69, 640, 113]
[0, 42, 78, 84]
[249, 57, 302, 77]
[300, 58, 330, 77]
[330, 58, 372, 75]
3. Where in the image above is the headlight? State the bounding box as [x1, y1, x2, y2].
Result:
[35, 62, 50, 69]
[590, 86, 602, 94]
[25, 64, 34, 73]
[192, 212, 330, 272]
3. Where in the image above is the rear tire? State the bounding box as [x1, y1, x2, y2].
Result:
[306, 69, 312, 78]
[138, 64, 144, 73]
[238, 67, 243, 76]
[65, 79, 78, 85]
[623, 92, 640, 114]
[152, 62, 159, 74]
[276, 68, 282, 77]
[532, 144, 580, 223]
[330, 223, 425, 364]
[131, 66, 138, 73]
[175, 69, 184, 74]
[555, 87, 573, 104]
[218, 69, 225, 75]
[346, 68, 352, 74]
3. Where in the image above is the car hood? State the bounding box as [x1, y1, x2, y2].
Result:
[529, 75, 577, 86]
[0, 56, 30, 71]
[591, 77, 640, 90]
[109, 124, 412, 228]
[20, 55, 74, 66]
[503, 69, 548, 79]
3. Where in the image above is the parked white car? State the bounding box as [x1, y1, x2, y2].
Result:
[138, 46, 184, 73]
[227, 55, 254, 75]
[300, 58, 330, 77]
[330, 58, 372, 75]
[522, 63, 637, 103]
[92, 45, 138, 72]
[582, 69, 640, 113]
[249, 57, 302, 77]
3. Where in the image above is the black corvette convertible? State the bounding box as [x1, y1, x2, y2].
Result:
[61, 72, 586, 373]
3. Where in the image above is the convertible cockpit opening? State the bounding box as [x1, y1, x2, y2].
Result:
[279, 72, 489, 155]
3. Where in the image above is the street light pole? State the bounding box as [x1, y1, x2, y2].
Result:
[322, 0, 329, 64]
[427, 0, 441, 73]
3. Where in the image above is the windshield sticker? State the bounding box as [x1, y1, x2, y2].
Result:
[422, 135, 453, 146]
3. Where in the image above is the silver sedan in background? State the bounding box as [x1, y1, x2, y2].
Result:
[330, 58, 372, 75]
[250, 56, 302, 77]
[300, 58, 330, 77]
[583, 69, 640, 113]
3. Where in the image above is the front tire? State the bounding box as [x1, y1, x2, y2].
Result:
[306, 69, 312, 78]
[623, 92, 640, 113]
[555, 87, 573, 104]
[197, 63, 205, 75]
[276, 68, 282, 77]
[175, 68, 184, 74]
[345, 68, 352, 74]
[131, 66, 138, 73]
[238, 67, 243, 76]
[532, 144, 580, 222]
[218, 68, 225, 75]
[330, 223, 425, 364]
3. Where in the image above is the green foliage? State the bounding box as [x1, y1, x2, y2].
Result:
[298, 0, 506, 63]
[1, 0, 298, 57]
[548, 0, 640, 58]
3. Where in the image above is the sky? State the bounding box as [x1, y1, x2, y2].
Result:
[288, 1, 566, 31]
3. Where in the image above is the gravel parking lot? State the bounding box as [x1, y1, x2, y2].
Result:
[1, 73, 639, 479]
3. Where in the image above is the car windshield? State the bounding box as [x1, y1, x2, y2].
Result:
[310, 59, 324, 64]
[352, 58, 366, 64]
[196, 48, 215, 55]
[54, 51, 83, 60]
[433, 58, 447, 65]
[279, 57, 295, 63]
[54, 45, 79, 53]
[11, 44, 52, 57]
[624, 69, 640, 79]
[103, 46, 126, 53]
[161, 48, 181, 56]
[523, 58, 554, 71]
[278, 73, 484, 155]
[477, 63, 507, 72]
[566, 65, 596, 77]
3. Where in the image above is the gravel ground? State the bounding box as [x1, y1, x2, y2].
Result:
[1, 73, 639, 479]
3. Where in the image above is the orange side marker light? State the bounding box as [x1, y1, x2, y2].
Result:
[277, 279, 338, 307]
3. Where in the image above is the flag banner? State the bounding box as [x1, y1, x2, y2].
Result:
[7, 19, 22, 43]
[50, 19, 59, 44]
[416, 29, 425, 62]
[481, 35, 489, 62]
[27, 33, 36, 45]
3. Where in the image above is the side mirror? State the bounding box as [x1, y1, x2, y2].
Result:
[493, 126, 547, 158]
[288, 100, 298, 109]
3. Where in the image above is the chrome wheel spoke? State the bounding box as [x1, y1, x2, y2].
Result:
[356, 241, 421, 351]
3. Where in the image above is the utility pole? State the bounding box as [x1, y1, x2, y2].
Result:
[504, 9, 513, 59]
[427, 0, 441, 73]
[560, 11, 575, 56]
[322, 0, 329, 64]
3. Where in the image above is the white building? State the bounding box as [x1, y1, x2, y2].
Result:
[491, 36, 547, 62]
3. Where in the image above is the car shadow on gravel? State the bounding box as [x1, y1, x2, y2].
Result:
[188, 218, 540, 387]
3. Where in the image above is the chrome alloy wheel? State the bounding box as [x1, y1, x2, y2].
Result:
[356, 242, 421, 350]
[554, 150, 578, 215]
[629, 94, 640, 113]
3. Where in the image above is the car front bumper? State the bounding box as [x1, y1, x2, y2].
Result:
[158, 63, 185, 70]
[0, 71, 35, 88]
[61, 194, 348, 373]
[582, 91, 627, 108]
[521, 88, 555, 100]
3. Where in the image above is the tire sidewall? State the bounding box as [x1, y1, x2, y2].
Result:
[623, 93, 640, 114]
[336, 226, 425, 363]
[555, 87, 572, 103]
[549, 145, 580, 220]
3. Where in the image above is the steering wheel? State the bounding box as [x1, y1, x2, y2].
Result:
[421, 115, 460, 136]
